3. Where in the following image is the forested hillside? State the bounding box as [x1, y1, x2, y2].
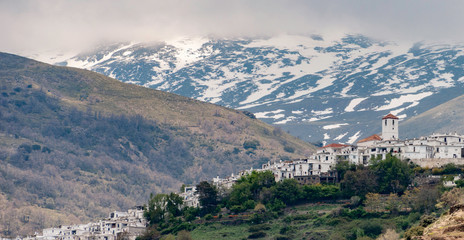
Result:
[0, 52, 314, 237]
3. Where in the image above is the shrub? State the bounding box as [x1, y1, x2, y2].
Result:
[254, 203, 266, 212]
[137, 226, 161, 240]
[360, 221, 383, 238]
[230, 205, 246, 213]
[267, 199, 287, 212]
[32, 144, 41, 151]
[248, 231, 266, 239]
[397, 218, 411, 230]
[204, 214, 213, 220]
[18, 143, 32, 153]
[283, 146, 294, 153]
[275, 236, 291, 240]
[243, 140, 260, 150]
[41, 146, 52, 153]
[248, 224, 270, 232]
[279, 226, 294, 234]
[419, 215, 436, 227]
[404, 226, 424, 240]
[442, 163, 462, 174]
[242, 111, 256, 119]
[431, 168, 443, 175]
[456, 179, 464, 188]
[244, 199, 256, 210]
[177, 230, 192, 240]
[326, 217, 345, 226]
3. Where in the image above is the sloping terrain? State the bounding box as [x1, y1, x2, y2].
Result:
[0, 52, 313, 237]
[401, 93, 464, 138]
[39, 34, 464, 143]
[420, 204, 464, 240]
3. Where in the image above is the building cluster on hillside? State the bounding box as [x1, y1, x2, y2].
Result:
[180, 186, 200, 208]
[210, 113, 464, 190]
[20, 207, 146, 240]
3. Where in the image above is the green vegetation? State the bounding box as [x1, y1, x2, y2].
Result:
[339, 154, 413, 198]
[141, 155, 457, 239]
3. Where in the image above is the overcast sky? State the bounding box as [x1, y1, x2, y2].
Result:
[1, 0, 464, 54]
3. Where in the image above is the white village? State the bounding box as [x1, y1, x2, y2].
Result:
[196, 113, 464, 206]
[15, 113, 464, 240]
[13, 207, 146, 240]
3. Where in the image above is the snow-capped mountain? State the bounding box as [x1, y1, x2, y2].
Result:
[44, 34, 464, 144]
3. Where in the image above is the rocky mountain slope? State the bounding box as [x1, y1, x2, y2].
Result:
[0, 52, 313, 237]
[420, 204, 464, 240]
[41, 34, 464, 144]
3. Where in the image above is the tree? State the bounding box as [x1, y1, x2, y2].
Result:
[370, 154, 412, 194]
[341, 167, 378, 198]
[272, 179, 301, 205]
[302, 184, 340, 201]
[196, 181, 218, 215]
[412, 186, 440, 214]
[165, 193, 183, 218]
[335, 161, 356, 181]
[227, 170, 277, 209]
[144, 193, 183, 225]
[145, 194, 168, 225]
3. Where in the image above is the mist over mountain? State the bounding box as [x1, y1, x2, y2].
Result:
[47, 34, 464, 144]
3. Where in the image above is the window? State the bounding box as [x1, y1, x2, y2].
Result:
[393, 120, 395, 125]
[385, 120, 387, 125]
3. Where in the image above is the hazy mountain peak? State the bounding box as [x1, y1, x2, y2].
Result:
[35, 34, 464, 143]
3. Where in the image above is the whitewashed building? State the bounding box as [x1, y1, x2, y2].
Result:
[179, 186, 200, 208]
[25, 207, 146, 240]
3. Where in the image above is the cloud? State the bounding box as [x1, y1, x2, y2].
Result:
[1, 0, 464, 54]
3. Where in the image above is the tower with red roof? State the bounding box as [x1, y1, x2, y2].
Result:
[382, 113, 399, 140]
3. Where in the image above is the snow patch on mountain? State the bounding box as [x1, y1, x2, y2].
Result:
[345, 98, 368, 112]
[312, 108, 333, 116]
[347, 131, 362, 144]
[334, 132, 349, 141]
[324, 133, 330, 140]
[375, 92, 433, 111]
[274, 116, 296, 124]
[323, 123, 349, 130]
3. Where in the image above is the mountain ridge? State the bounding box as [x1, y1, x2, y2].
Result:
[41, 34, 464, 144]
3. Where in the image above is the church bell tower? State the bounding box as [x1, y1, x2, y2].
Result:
[382, 113, 399, 140]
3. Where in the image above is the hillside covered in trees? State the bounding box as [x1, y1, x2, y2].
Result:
[141, 156, 464, 240]
[0, 52, 315, 237]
